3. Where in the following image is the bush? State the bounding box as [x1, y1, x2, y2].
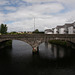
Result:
[49, 40, 69, 47]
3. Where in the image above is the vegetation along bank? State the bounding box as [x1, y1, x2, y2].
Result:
[49, 40, 75, 49]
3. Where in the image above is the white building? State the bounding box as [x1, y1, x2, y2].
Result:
[64, 23, 73, 34]
[45, 29, 53, 34]
[45, 22, 75, 34]
[68, 26, 73, 34]
[53, 28, 58, 34]
[57, 26, 66, 34]
[59, 27, 65, 34]
[55, 23, 75, 34]
[68, 22, 75, 34]
[53, 26, 65, 34]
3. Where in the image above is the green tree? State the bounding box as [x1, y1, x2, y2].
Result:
[10, 31, 17, 34]
[0, 24, 7, 34]
[0, 25, 1, 33]
[33, 29, 39, 33]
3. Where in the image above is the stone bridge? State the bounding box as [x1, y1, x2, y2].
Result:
[0, 34, 75, 51]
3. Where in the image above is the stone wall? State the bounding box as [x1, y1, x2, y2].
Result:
[0, 34, 75, 48]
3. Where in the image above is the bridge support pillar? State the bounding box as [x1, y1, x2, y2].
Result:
[32, 46, 39, 55]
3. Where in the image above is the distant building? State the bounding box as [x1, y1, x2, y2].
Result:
[54, 26, 65, 34]
[45, 22, 75, 34]
[64, 23, 73, 34]
[52, 28, 55, 34]
[53, 28, 58, 34]
[26, 31, 32, 34]
[45, 29, 53, 34]
[54, 23, 75, 34]
[68, 22, 75, 34]
[17, 31, 24, 34]
[58, 26, 65, 34]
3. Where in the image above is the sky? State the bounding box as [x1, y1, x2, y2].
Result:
[0, 0, 75, 32]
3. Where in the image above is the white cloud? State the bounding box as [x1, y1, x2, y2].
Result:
[57, 0, 75, 10]
[22, 0, 55, 3]
[4, 6, 17, 11]
[0, 0, 75, 32]
[0, 12, 6, 23]
[0, 0, 10, 5]
[26, 3, 64, 14]
[57, 0, 75, 4]
[57, 10, 75, 23]
[7, 14, 67, 32]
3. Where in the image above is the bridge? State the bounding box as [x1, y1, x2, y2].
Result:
[0, 34, 75, 51]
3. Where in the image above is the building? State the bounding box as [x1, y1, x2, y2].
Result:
[45, 21, 75, 34]
[53, 22, 75, 34]
[58, 26, 65, 34]
[53, 28, 58, 34]
[53, 26, 65, 34]
[26, 31, 32, 34]
[17, 31, 25, 34]
[64, 23, 73, 34]
[68, 22, 75, 34]
[45, 29, 53, 34]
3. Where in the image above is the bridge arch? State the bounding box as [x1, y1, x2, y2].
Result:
[0, 34, 75, 51]
[0, 39, 33, 49]
[12, 40, 33, 51]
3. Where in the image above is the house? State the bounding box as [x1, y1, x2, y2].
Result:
[17, 31, 24, 34]
[45, 22, 75, 34]
[56, 26, 66, 34]
[26, 31, 32, 34]
[73, 22, 75, 34]
[63, 22, 75, 34]
[45, 29, 53, 34]
[64, 23, 73, 34]
[54, 23, 74, 34]
[54, 26, 65, 34]
[53, 28, 58, 34]
[58, 26, 65, 34]
[68, 22, 75, 34]
[52, 28, 55, 34]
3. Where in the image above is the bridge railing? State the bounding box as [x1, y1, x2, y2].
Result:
[0, 34, 75, 38]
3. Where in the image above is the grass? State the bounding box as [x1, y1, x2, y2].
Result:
[49, 40, 71, 47]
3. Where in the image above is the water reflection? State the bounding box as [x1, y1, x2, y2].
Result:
[51, 44, 65, 58]
[0, 40, 75, 75]
[39, 43, 71, 59]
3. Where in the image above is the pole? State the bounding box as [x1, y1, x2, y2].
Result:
[34, 17, 35, 31]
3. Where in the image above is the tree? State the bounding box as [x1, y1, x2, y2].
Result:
[0, 24, 7, 34]
[9, 31, 17, 34]
[0, 25, 1, 33]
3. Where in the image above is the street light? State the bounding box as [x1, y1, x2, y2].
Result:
[33, 17, 35, 31]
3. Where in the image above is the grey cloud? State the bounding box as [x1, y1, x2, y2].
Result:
[0, 0, 75, 31]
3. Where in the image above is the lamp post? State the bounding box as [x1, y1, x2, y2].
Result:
[33, 17, 35, 31]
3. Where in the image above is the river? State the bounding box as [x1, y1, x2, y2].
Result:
[0, 40, 75, 75]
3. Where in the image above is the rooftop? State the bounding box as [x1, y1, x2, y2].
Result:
[45, 29, 53, 32]
[56, 25, 65, 29]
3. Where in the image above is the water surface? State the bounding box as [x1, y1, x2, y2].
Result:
[0, 40, 75, 75]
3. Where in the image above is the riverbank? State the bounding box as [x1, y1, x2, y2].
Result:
[49, 40, 75, 49]
[0, 40, 12, 49]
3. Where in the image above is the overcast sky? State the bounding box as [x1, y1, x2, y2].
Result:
[0, 0, 75, 32]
